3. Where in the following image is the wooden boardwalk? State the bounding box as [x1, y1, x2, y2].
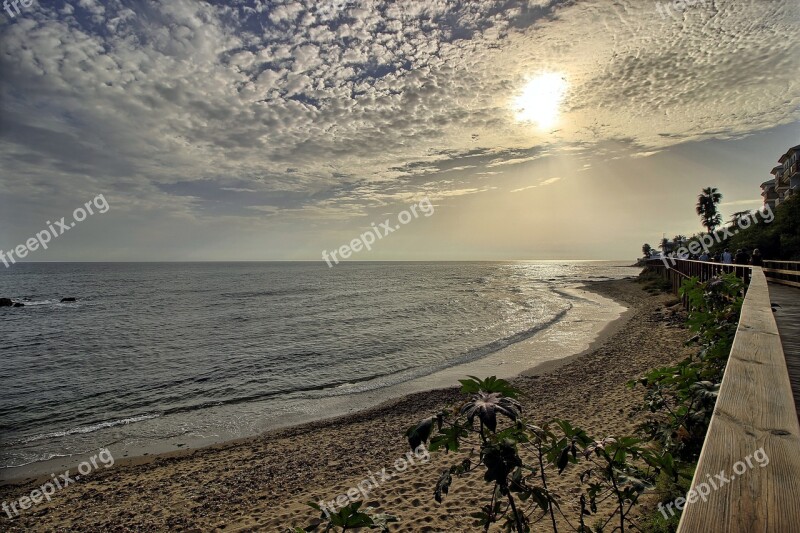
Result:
[769, 282, 800, 422]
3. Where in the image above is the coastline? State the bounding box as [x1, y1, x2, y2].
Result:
[520, 301, 636, 378]
[0, 278, 628, 485]
[0, 277, 695, 532]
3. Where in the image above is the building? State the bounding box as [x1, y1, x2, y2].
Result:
[762, 145, 800, 208]
[777, 145, 800, 202]
[761, 178, 779, 210]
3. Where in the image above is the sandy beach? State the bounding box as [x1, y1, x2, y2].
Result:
[0, 278, 694, 532]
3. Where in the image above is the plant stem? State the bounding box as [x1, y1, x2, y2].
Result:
[608, 464, 624, 533]
[537, 448, 558, 533]
[505, 487, 525, 533]
[485, 483, 497, 533]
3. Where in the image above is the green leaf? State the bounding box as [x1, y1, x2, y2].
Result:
[459, 375, 520, 398]
[406, 417, 436, 450]
[429, 425, 467, 453]
[556, 445, 570, 474]
[434, 469, 452, 503]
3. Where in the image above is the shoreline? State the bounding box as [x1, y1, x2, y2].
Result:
[0, 279, 630, 486]
[0, 276, 696, 532]
[521, 301, 636, 378]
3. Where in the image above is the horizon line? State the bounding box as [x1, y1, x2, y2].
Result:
[1, 259, 634, 264]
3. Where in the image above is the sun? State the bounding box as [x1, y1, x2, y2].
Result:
[513, 72, 568, 130]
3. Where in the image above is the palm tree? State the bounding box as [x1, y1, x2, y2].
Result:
[696, 187, 723, 234]
[660, 237, 671, 255]
[642, 243, 652, 258]
[672, 235, 687, 249]
[729, 210, 750, 227]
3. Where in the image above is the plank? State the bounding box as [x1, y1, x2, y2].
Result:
[762, 268, 800, 276]
[677, 268, 800, 532]
[764, 278, 800, 289]
[763, 261, 800, 266]
[769, 283, 800, 422]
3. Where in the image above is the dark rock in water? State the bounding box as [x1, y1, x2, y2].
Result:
[0, 298, 12, 307]
[60, 297, 77, 302]
[13, 302, 24, 307]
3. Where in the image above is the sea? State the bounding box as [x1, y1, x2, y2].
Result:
[0, 261, 641, 479]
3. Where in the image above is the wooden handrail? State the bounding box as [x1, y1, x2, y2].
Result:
[644, 259, 751, 306]
[761, 260, 800, 288]
[762, 268, 800, 276]
[676, 267, 800, 531]
[763, 260, 800, 265]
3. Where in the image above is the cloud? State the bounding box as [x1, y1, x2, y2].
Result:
[488, 156, 543, 168]
[539, 177, 562, 186]
[719, 199, 764, 208]
[510, 175, 561, 192]
[631, 151, 662, 158]
[1, 0, 796, 225]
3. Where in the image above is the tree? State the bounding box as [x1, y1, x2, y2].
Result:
[642, 243, 652, 258]
[672, 235, 686, 250]
[696, 187, 723, 234]
[660, 237, 671, 256]
[729, 210, 750, 227]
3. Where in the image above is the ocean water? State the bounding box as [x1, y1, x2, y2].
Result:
[0, 261, 639, 476]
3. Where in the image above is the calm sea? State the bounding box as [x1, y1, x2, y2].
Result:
[0, 261, 639, 475]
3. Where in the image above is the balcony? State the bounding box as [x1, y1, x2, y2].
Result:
[790, 172, 800, 192]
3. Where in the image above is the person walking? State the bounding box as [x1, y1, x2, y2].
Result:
[734, 249, 750, 265]
[751, 249, 764, 267]
[722, 249, 733, 264]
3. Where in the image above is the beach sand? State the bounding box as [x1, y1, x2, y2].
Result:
[0, 278, 694, 532]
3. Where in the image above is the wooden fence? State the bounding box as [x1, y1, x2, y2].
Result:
[644, 258, 751, 306]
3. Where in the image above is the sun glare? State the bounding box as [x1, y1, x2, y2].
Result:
[514, 72, 568, 130]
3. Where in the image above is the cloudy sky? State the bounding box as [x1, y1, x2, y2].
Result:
[1, 0, 798, 261]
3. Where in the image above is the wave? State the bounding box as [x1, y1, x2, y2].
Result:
[6, 308, 575, 444]
[282, 304, 575, 398]
[440, 305, 572, 368]
[219, 287, 318, 299]
[11, 414, 161, 445]
[0, 452, 73, 470]
[34, 308, 575, 429]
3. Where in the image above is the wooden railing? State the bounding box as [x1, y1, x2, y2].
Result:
[644, 258, 751, 306]
[676, 267, 800, 532]
[643, 261, 800, 530]
[763, 260, 800, 289]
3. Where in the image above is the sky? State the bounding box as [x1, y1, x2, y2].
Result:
[0, 0, 798, 262]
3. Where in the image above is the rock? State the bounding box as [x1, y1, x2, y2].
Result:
[0, 298, 12, 307]
[12, 302, 24, 307]
[60, 297, 77, 302]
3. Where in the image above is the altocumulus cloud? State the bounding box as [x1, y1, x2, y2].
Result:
[0, 0, 797, 223]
